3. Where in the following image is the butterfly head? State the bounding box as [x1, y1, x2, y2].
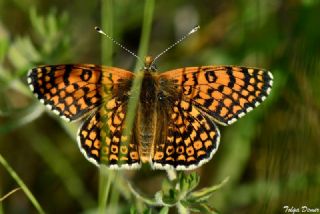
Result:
[144, 56, 157, 72]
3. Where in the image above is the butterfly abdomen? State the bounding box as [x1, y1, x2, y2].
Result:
[136, 72, 158, 163]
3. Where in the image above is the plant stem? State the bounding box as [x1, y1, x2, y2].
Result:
[101, 0, 113, 66]
[0, 188, 21, 202]
[177, 202, 190, 214]
[134, 0, 155, 71]
[121, 0, 155, 148]
[98, 0, 114, 213]
[98, 166, 114, 214]
[0, 154, 45, 214]
[109, 172, 120, 213]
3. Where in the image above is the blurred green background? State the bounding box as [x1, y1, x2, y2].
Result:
[1, 0, 320, 213]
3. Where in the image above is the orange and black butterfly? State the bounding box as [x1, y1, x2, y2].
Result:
[27, 55, 273, 170]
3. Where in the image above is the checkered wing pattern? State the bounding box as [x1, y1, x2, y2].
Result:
[28, 62, 273, 170]
[153, 66, 273, 169]
[152, 99, 220, 170]
[27, 64, 133, 121]
[78, 99, 140, 168]
[160, 66, 273, 126]
[28, 64, 139, 168]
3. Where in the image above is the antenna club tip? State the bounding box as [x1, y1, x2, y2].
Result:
[95, 26, 106, 35]
[189, 25, 200, 35]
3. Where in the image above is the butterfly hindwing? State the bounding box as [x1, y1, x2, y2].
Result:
[160, 66, 273, 125]
[78, 97, 140, 169]
[152, 99, 220, 170]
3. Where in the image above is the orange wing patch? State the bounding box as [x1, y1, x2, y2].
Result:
[78, 96, 140, 169]
[152, 99, 220, 170]
[160, 66, 273, 125]
[27, 64, 133, 121]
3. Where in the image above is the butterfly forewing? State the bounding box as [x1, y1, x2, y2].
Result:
[27, 64, 133, 121]
[160, 66, 273, 125]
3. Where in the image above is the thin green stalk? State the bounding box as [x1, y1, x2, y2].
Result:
[101, 0, 113, 66]
[134, 0, 155, 71]
[109, 172, 120, 213]
[98, 167, 114, 214]
[0, 188, 21, 202]
[0, 201, 2, 214]
[121, 0, 155, 145]
[0, 154, 45, 214]
[0, 186, 3, 214]
[98, 0, 154, 212]
[98, 0, 114, 213]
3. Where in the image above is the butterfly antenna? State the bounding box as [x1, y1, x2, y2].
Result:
[150, 25, 200, 67]
[95, 26, 144, 64]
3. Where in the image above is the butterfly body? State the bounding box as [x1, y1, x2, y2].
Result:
[137, 71, 158, 163]
[28, 57, 273, 170]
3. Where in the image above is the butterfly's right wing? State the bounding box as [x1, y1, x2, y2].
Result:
[28, 64, 133, 121]
[78, 99, 141, 168]
[28, 64, 140, 168]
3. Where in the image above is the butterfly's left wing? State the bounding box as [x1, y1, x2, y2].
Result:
[151, 65, 273, 169]
[159, 66, 273, 125]
[152, 99, 220, 170]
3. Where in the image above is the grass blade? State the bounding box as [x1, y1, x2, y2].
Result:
[98, 0, 114, 213]
[0, 154, 45, 214]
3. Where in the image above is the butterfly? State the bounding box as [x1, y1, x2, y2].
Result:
[27, 56, 273, 170]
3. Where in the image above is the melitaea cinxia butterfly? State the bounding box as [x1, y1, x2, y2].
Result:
[27, 55, 273, 170]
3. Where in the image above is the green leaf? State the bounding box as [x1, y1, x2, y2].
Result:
[28, 7, 70, 62]
[7, 37, 40, 69]
[29, 7, 46, 39]
[130, 206, 154, 214]
[159, 207, 169, 214]
[181, 200, 219, 214]
[162, 176, 177, 192]
[179, 172, 200, 194]
[160, 176, 179, 205]
[130, 206, 138, 214]
[187, 177, 229, 203]
[0, 32, 9, 62]
[161, 188, 179, 206]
